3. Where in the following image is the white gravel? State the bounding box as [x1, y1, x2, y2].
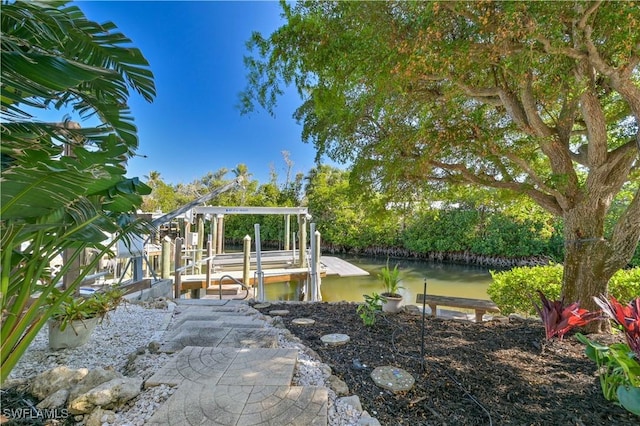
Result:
[9, 301, 369, 425]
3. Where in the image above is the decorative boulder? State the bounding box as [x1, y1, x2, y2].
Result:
[36, 389, 69, 409]
[68, 368, 123, 402]
[30, 366, 88, 400]
[68, 377, 143, 414]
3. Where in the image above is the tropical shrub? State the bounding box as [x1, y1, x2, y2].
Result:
[356, 293, 385, 327]
[608, 269, 640, 305]
[488, 265, 563, 315]
[489, 266, 640, 316]
[533, 291, 598, 340]
[576, 296, 640, 416]
[0, 1, 154, 383]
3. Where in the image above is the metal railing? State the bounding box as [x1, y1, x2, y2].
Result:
[217, 274, 251, 300]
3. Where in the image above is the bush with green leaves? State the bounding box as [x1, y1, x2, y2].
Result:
[356, 293, 385, 327]
[488, 266, 640, 316]
[488, 265, 563, 315]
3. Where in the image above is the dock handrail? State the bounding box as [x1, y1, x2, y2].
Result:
[217, 274, 251, 300]
[175, 254, 215, 274]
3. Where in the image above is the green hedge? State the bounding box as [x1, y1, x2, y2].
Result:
[488, 266, 640, 315]
[401, 209, 563, 260]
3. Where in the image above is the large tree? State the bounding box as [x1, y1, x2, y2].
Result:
[242, 1, 640, 320]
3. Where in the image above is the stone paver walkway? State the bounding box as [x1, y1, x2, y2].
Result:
[146, 299, 328, 425]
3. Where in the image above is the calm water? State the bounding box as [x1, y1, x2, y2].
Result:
[264, 255, 494, 304]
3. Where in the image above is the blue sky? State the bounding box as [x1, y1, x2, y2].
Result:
[73, 0, 328, 185]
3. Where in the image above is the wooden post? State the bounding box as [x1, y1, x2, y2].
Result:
[299, 214, 307, 268]
[206, 240, 212, 289]
[211, 215, 218, 254]
[174, 237, 183, 299]
[310, 223, 317, 301]
[254, 224, 265, 301]
[284, 214, 291, 251]
[216, 214, 224, 254]
[196, 214, 204, 273]
[314, 229, 322, 301]
[62, 249, 84, 292]
[161, 238, 171, 279]
[243, 234, 251, 287]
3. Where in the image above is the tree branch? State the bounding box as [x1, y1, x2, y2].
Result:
[520, 77, 554, 138]
[429, 160, 563, 215]
[605, 186, 640, 275]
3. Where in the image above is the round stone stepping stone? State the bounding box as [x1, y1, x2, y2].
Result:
[292, 318, 315, 326]
[253, 303, 271, 309]
[321, 333, 350, 346]
[269, 309, 290, 316]
[371, 366, 415, 392]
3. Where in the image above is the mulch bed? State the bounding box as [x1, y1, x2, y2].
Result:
[255, 302, 636, 426]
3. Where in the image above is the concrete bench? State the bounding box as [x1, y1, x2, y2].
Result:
[415, 294, 500, 322]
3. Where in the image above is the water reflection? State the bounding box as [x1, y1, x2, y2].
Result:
[264, 255, 494, 304]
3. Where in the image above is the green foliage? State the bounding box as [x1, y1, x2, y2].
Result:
[608, 269, 640, 306]
[0, 1, 154, 383]
[488, 265, 564, 315]
[402, 208, 563, 260]
[402, 209, 478, 253]
[378, 261, 403, 297]
[576, 334, 640, 416]
[48, 286, 124, 332]
[488, 266, 640, 315]
[356, 293, 385, 327]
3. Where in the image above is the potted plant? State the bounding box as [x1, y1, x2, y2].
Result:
[48, 286, 123, 350]
[379, 261, 404, 313]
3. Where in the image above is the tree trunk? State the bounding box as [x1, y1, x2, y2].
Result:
[562, 204, 613, 333]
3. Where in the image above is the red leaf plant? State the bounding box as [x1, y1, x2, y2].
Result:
[533, 290, 599, 340]
[594, 296, 640, 359]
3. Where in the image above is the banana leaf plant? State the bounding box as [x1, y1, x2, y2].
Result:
[1, 1, 154, 383]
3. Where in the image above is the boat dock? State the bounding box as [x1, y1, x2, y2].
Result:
[179, 255, 368, 296]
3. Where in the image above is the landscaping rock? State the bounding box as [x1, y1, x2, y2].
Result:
[36, 389, 69, 409]
[84, 407, 117, 426]
[148, 341, 161, 354]
[338, 395, 363, 412]
[30, 366, 89, 400]
[327, 374, 349, 396]
[321, 333, 350, 346]
[358, 411, 382, 426]
[68, 367, 122, 402]
[292, 317, 316, 325]
[68, 377, 143, 414]
[269, 309, 290, 316]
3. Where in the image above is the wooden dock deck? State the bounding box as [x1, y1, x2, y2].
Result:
[178, 255, 367, 297]
[320, 256, 369, 277]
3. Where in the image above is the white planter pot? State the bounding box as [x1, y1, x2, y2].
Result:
[381, 294, 403, 313]
[48, 316, 100, 350]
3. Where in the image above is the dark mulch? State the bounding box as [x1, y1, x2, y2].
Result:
[255, 302, 636, 426]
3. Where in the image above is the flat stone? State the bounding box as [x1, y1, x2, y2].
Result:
[269, 309, 290, 316]
[320, 333, 350, 346]
[370, 366, 414, 392]
[253, 303, 271, 309]
[292, 318, 316, 326]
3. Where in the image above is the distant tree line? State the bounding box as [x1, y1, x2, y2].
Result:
[143, 164, 639, 268]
